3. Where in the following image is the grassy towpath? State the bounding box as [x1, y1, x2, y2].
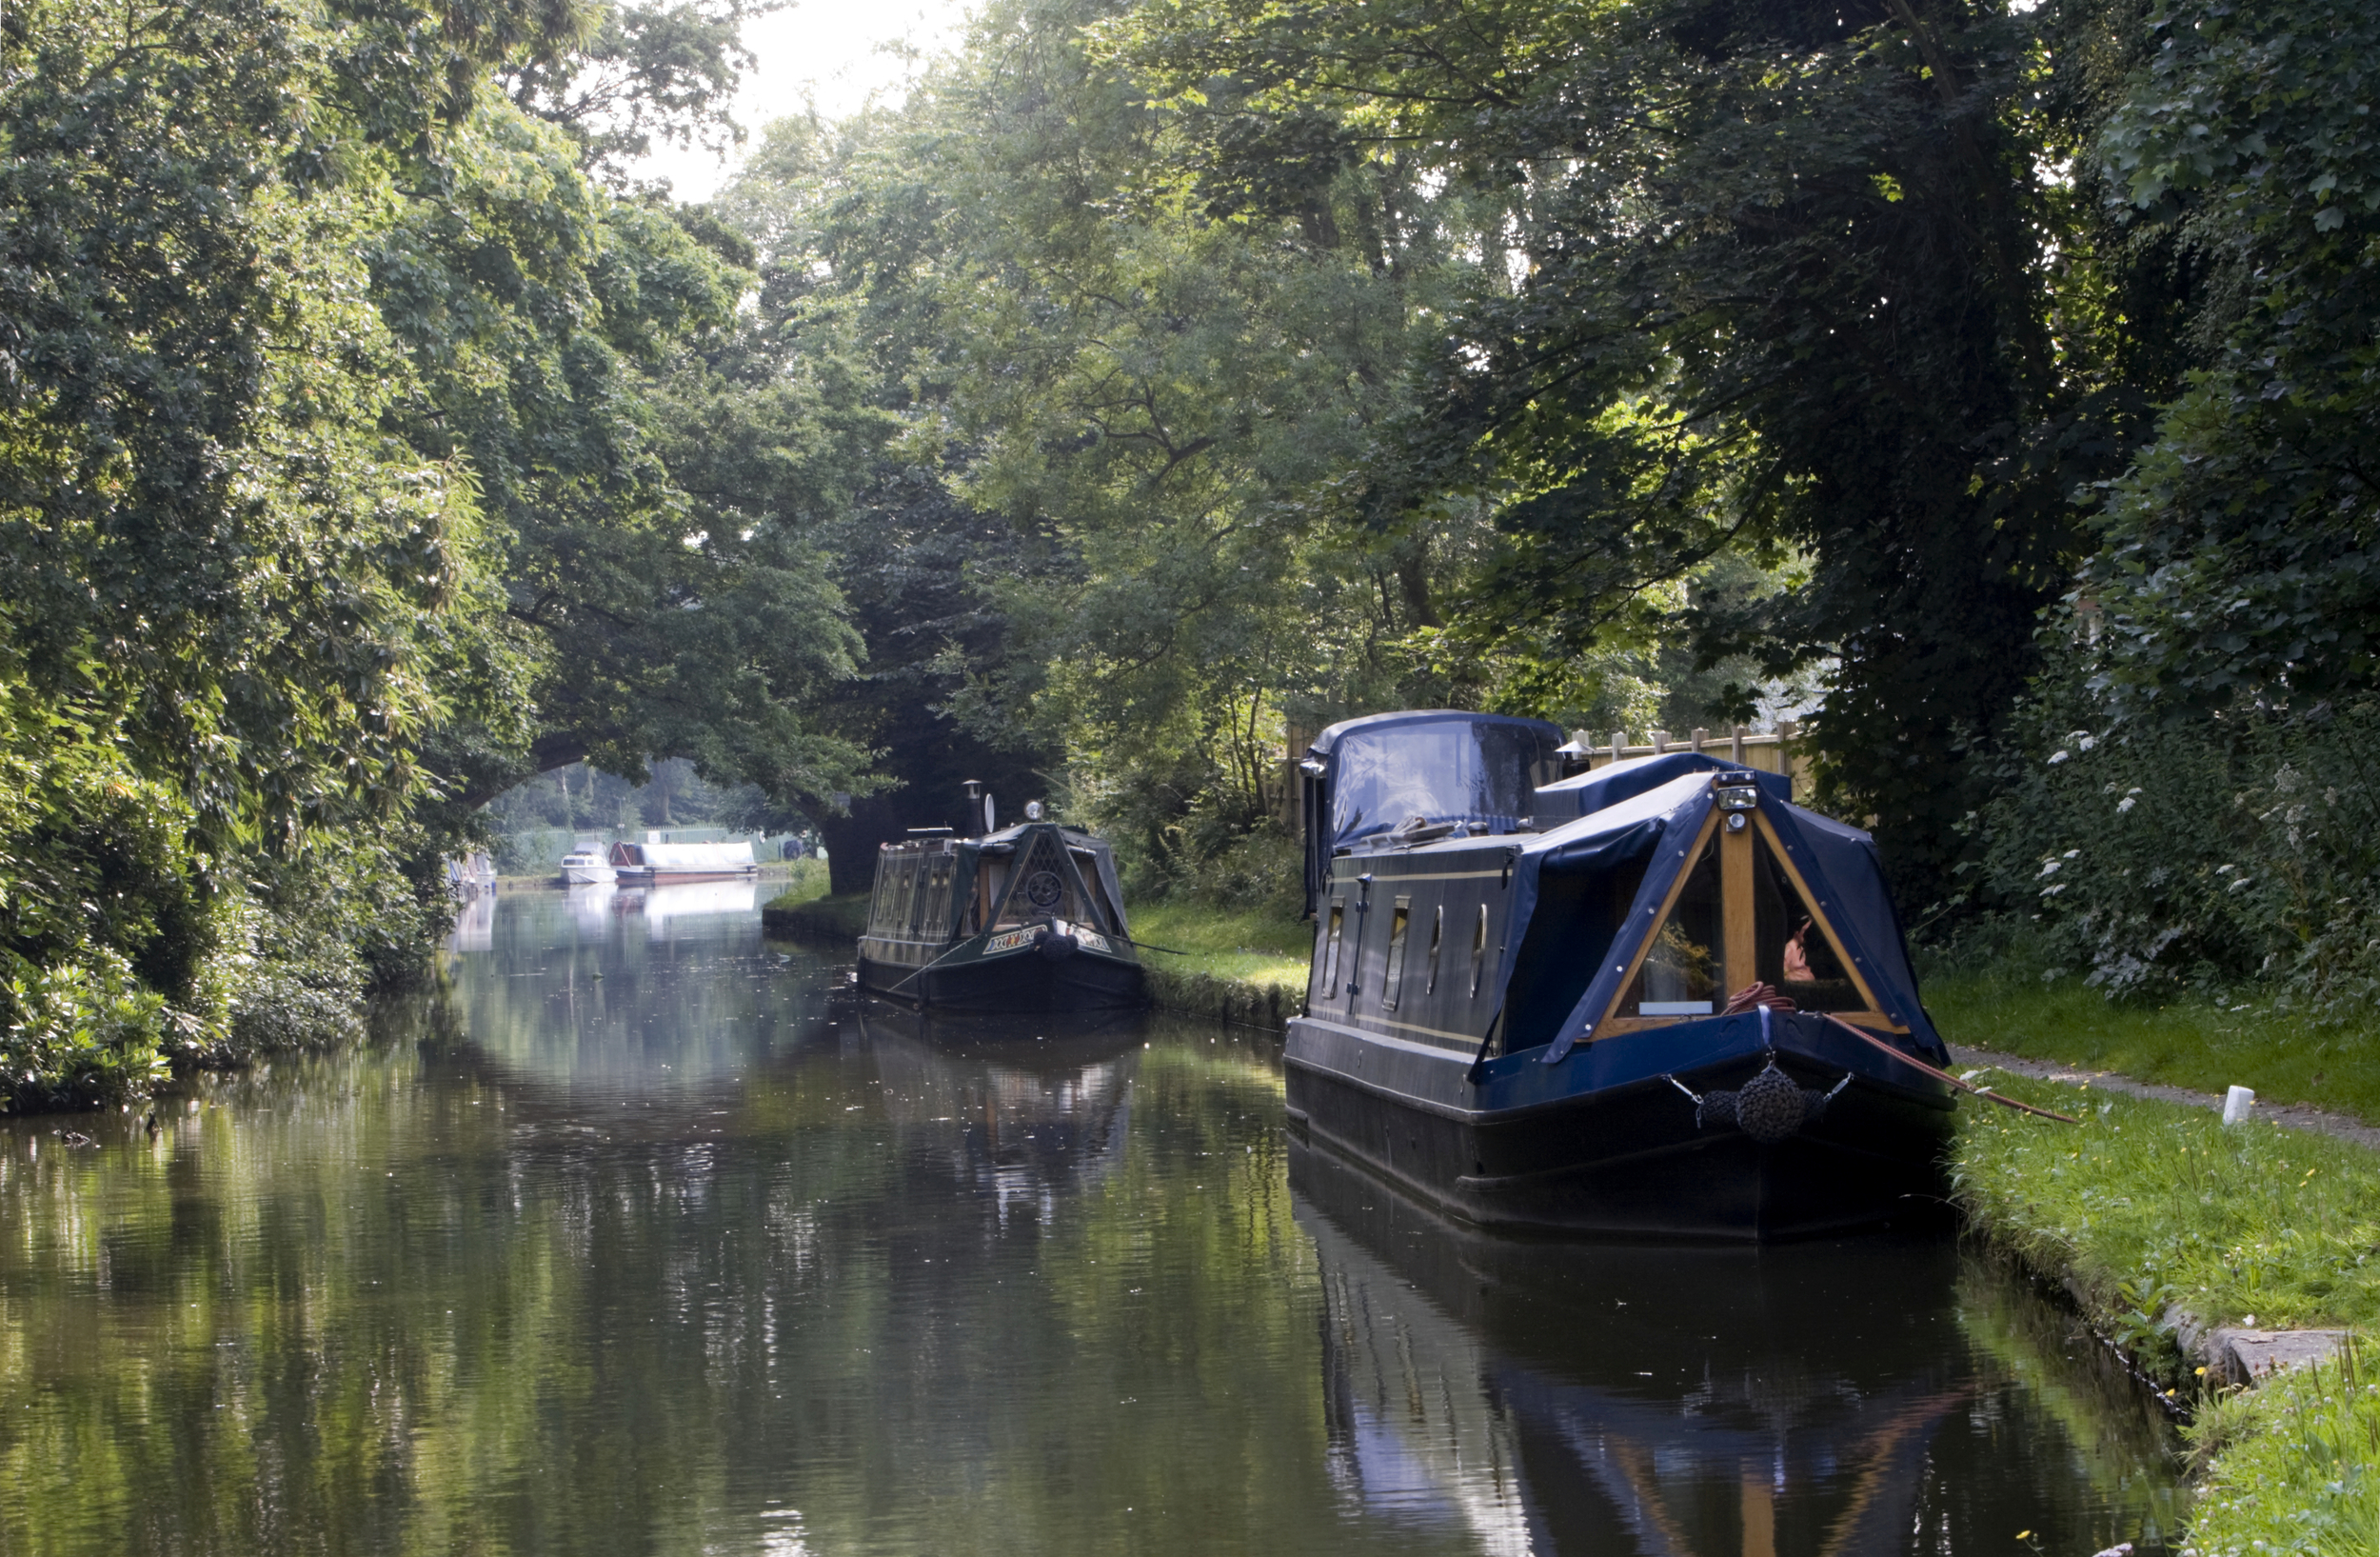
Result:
[758, 863, 860, 941]
[1952, 1066, 2380, 1557]
[1926, 958, 2380, 1127]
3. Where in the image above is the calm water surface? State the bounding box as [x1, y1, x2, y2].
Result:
[0, 885, 2185, 1556]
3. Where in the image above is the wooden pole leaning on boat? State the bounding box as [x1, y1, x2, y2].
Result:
[1721, 983, 2080, 1125]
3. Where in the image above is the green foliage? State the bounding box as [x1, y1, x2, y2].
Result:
[1110, 0, 2106, 897]
[1963, 0, 2380, 1022]
[0, 0, 863, 1109]
[504, 0, 780, 186]
[0, 950, 172, 1113]
[2082, 0, 2380, 721]
[761, 855, 830, 910]
[1970, 651, 2380, 1015]
[718, 0, 1575, 891]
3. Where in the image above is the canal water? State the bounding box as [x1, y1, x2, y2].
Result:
[0, 886, 2185, 1556]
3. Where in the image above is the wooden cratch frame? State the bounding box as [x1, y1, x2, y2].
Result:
[1591, 792, 1904, 1038]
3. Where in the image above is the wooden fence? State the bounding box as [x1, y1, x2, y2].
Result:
[1572, 720, 1814, 793]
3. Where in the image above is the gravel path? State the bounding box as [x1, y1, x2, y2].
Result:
[1947, 1043, 2380, 1152]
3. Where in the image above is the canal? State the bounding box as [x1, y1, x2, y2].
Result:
[0, 885, 2185, 1556]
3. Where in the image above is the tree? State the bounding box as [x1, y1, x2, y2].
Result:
[1105, 0, 2161, 898]
[2077, 0, 2380, 721]
[0, 0, 592, 1104]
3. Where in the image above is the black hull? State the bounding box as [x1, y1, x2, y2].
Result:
[857, 947, 1144, 1013]
[1284, 1015, 1953, 1243]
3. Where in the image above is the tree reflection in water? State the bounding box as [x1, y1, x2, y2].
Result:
[0, 889, 2183, 1556]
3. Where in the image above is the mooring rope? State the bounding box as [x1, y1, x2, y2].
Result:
[1718, 982, 2080, 1125]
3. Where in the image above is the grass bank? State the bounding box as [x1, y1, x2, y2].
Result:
[757, 877, 1312, 1028]
[1125, 901, 1310, 1030]
[1926, 957, 2380, 1126]
[759, 861, 859, 942]
[1953, 1067, 2380, 1556]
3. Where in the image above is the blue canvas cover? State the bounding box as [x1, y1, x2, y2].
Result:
[1309, 711, 1565, 848]
[1489, 774, 1943, 1066]
[1532, 751, 1790, 823]
[1301, 711, 1564, 913]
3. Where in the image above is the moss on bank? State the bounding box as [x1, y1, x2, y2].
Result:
[1927, 958, 2380, 1125]
[1952, 1068, 2380, 1557]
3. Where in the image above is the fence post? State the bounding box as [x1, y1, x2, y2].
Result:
[1732, 725, 1746, 762]
[1653, 729, 1669, 754]
[1691, 726, 1709, 752]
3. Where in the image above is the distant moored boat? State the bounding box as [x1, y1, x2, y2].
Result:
[558, 849, 617, 886]
[608, 839, 761, 885]
[858, 791, 1143, 1013]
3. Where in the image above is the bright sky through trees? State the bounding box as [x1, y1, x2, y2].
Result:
[634, 0, 973, 198]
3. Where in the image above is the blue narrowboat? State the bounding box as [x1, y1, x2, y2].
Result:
[1286, 711, 1954, 1240]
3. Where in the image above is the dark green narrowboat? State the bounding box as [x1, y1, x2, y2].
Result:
[857, 813, 1143, 1011]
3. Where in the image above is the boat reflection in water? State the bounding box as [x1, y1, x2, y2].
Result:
[1294, 1142, 2185, 1557]
[857, 1001, 1141, 1221]
[444, 886, 496, 952]
[564, 879, 617, 933]
[629, 877, 759, 939]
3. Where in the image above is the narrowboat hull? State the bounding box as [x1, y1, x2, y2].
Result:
[858, 919, 1144, 1012]
[1283, 1009, 1953, 1242]
[614, 866, 760, 885]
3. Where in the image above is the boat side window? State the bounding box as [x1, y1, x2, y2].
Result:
[917, 856, 944, 934]
[1623, 835, 1725, 1018]
[1321, 898, 1346, 994]
[1468, 904, 1489, 997]
[1423, 905, 1444, 997]
[1755, 833, 1865, 1011]
[1382, 897, 1412, 1010]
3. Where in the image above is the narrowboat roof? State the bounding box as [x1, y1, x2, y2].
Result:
[610, 840, 756, 868]
[878, 818, 1132, 938]
[1531, 749, 1789, 822]
[971, 820, 1107, 848]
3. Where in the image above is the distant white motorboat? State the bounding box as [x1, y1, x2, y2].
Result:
[559, 850, 618, 886]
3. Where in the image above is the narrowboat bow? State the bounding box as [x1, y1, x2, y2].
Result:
[1285, 712, 1954, 1241]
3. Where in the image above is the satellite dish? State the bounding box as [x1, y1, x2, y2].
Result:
[982, 793, 996, 833]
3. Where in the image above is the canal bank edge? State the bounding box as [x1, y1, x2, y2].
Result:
[761, 889, 870, 943]
[1949, 1066, 2380, 1557]
[762, 891, 1308, 1030]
